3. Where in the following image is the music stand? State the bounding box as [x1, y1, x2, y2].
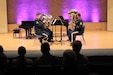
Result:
[59, 16, 65, 21]
[58, 16, 65, 45]
[51, 19, 57, 41]
[51, 16, 65, 45]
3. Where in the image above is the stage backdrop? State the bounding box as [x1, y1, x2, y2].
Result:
[7, 0, 107, 24]
[0, 0, 8, 33]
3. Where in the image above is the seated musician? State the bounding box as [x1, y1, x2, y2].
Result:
[67, 10, 84, 45]
[34, 13, 45, 35]
[67, 9, 78, 43]
[34, 13, 53, 43]
[34, 13, 45, 43]
[42, 14, 54, 42]
[75, 13, 84, 34]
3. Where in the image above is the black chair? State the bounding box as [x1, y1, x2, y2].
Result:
[8, 65, 34, 75]
[77, 25, 86, 44]
[35, 65, 61, 75]
[71, 25, 86, 44]
[13, 28, 22, 38]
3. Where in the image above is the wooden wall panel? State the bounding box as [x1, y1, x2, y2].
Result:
[0, 0, 8, 33]
[107, 0, 113, 31]
[8, 22, 107, 33]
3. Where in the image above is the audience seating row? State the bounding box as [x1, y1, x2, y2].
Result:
[1, 56, 111, 75]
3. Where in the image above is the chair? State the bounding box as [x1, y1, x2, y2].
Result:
[35, 65, 61, 75]
[8, 62, 34, 75]
[13, 28, 22, 38]
[71, 25, 86, 44]
[40, 33, 49, 43]
[33, 33, 48, 45]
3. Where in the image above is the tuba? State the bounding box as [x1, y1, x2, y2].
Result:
[43, 14, 53, 29]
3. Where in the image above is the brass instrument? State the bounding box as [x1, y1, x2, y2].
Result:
[68, 15, 76, 30]
[42, 14, 53, 29]
[44, 18, 53, 29]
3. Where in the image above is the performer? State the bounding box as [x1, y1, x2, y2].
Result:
[34, 13, 44, 35]
[75, 13, 84, 34]
[42, 14, 54, 42]
[67, 9, 78, 43]
[34, 13, 54, 43]
[67, 11, 84, 45]
[34, 13, 45, 43]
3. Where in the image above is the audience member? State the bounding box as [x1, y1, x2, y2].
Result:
[34, 42, 61, 65]
[0, 45, 8, 75]
[34, 42, 61, 74]
[11, 46, 33, 75]
[61, 50, 78, 75]
[72, 40, 89, 75]
[72, 40, 88, 64]
[12, 46, 33, 67]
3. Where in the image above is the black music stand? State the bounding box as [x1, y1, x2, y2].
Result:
[51, 18, 62, 45]
[51, 19, 57, 41]
[51, 16, 66, 45]
[58, 16, 65, 45]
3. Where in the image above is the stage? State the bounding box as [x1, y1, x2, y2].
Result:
[1, 31, 113, 57]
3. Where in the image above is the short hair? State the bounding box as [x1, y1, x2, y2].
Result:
[0, 45, 3, 53]
[77, 13, 81, 17]
[18, 46, 26, 55]
[63, 50, 77, 60]
[68, 12, 78, 15]
[36, 13, 41, 16]
[68, 9, 78, 14]
[72, 40, 82, 53]
[63, 50, 77, 66]
[41, 43, 50, 53]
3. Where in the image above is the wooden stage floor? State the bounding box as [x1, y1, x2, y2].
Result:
[1, 31, 113, 57]
[0, 31, 113, 51]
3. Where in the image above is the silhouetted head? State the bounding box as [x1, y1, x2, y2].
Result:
[72, 40, 82, 54]
[0, 45, 4, 53]
[18, 46, 26, 56]
[63, 50, 77, 66]
[41, 43, 50, 54]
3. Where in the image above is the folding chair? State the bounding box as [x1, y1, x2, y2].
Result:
[71, 25, 86, 44]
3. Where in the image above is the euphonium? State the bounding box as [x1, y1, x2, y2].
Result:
[68, 15, 76, 30]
